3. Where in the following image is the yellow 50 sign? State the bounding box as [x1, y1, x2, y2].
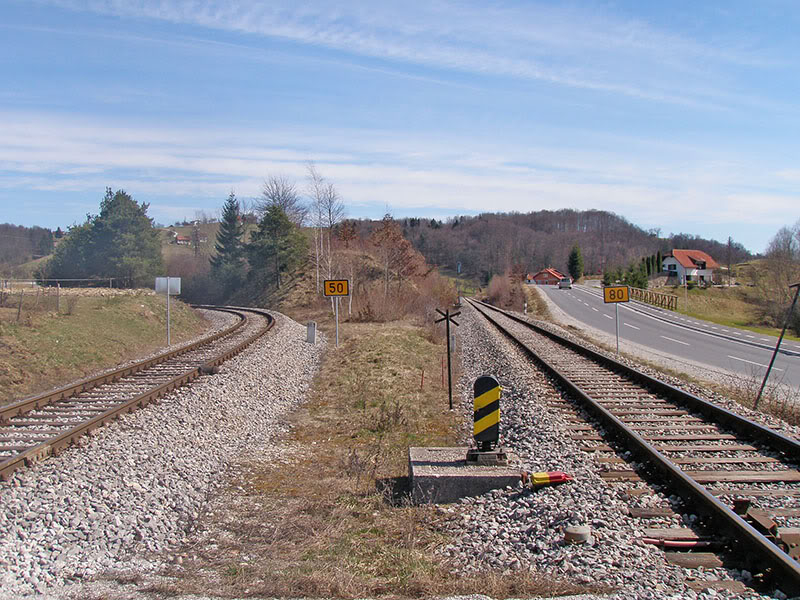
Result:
[323, 279, 350, 297]
[603, 285, 630, 303]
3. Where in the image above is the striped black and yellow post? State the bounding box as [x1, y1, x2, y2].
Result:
[473, 375, 501, 451]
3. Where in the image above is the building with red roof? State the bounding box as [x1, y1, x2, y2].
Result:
[662, 250, 719, 285]
[527, 268, 568, 285]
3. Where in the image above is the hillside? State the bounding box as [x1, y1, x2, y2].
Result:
[398, 210, 752, 284]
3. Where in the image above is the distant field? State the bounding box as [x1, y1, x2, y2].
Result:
[0, 291, 209, 406]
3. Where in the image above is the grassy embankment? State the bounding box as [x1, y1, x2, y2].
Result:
[0, 290, 209, 406]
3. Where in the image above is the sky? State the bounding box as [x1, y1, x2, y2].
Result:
[1, 1, 799, 254]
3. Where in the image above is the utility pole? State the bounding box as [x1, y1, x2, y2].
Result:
[755, 282, 800, 409]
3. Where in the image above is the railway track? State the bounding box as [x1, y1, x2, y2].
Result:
[0, 306, 274, 481]
[468, 298, 800, 595]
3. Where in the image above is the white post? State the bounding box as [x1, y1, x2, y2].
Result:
[335, 296, 340, 347]
[167, 277, 171, 346]
[615, 302, 620, 355]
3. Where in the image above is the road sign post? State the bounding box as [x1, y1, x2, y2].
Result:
[323, 279, 350, 347]
[155, 277, 181, 346]
[435, 308, 460, 409]
[603, 285, 630, 355]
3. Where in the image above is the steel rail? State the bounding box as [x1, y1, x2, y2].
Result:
[468, 298, 800, 594]
[0, 307, 274, 481]
[0, 307, 246, 423]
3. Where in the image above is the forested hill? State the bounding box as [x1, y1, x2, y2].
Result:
[399, 210, 752, 283]
[0, 224, 54, 273]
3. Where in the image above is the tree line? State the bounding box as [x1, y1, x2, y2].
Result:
[402, 209, 752, 286]
[0, 224, 54, 275]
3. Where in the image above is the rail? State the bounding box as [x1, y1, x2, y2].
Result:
[0, 306, 274, 481]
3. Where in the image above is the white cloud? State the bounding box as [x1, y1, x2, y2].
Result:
[1, 109, 797, 241]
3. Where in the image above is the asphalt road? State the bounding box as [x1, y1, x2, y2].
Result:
[537, 284, 800, 391]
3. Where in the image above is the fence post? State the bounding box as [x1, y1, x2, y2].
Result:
[17, 290, 24, 323]
[57, 283, 61, 314]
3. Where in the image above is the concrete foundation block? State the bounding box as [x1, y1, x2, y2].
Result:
[408, 447, 522, 504]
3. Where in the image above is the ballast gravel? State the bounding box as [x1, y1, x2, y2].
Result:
[0, 310, 324, 599]
[437, 302, 789, 600]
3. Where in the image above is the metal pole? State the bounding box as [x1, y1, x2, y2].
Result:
[755, 282, 800, 409]
[446, 310, 453, 410]
[167, 277, 171, 346]
[684, 271, 688, 309]
[615, 302, 620, 355]
[335, 296, 340, 347]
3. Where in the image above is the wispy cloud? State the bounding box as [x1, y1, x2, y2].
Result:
[34, 0, 785, 111]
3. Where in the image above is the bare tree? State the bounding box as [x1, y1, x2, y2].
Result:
[260, 175, 307, 226]
[306, 163, 346, 294]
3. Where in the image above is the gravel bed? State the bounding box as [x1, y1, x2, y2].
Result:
[0, 311, 325, 599]
[437, 302, 787, 599]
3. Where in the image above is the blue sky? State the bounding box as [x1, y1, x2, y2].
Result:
[1, 1, 798, 254]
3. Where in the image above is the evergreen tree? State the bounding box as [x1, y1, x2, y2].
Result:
[211, 193, 245, 271]
[567, 244, 584, 281]
[45, 188, 162, 287]
[656, 250, 663, 272]
[247, 205, 306, 288]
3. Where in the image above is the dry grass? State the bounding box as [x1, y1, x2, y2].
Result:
[522, 285, 552, 320]
[155, 320, 592, 599]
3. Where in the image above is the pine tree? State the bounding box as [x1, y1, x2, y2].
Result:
[46, 188, 162, 287]
[567, 244, 584, 281]
[210, 193, 245, 271]
[247, 205, 307, 288]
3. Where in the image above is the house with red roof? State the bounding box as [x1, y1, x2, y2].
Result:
[662, 250, 719, 285]
[527, 268, 567, 285]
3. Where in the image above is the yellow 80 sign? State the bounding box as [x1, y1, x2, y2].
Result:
[323, 280, 350, 296]
[603, 285, 630, 303]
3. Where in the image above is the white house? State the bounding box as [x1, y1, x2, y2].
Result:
[662, 250, 719, 285]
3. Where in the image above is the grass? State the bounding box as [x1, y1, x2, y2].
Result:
[644, 284, 800, 342]
[0, 290, 209, 406]
[158, 318, 592, 599]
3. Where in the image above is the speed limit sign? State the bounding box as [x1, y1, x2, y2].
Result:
[603, 285, 630, 303]
[323, 279, 350, 296]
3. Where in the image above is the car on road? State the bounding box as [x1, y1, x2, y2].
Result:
[558, 277, 572, 289]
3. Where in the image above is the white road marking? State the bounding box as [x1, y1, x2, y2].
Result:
[760, 338, 770, 342]
[711, 327, 718, 330]
[624, 323, 640, 330]
[721, 329, 729, 333]
[604, 314, 613, 320]
[661, 336, 690, 346]
[592, 307, 599, 312]
[732, 332, 741, 336]
[727, 355, 783, 371]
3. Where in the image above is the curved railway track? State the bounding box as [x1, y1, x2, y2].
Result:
[468, 297, 800, 594]
[0, 305, 274, 481]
